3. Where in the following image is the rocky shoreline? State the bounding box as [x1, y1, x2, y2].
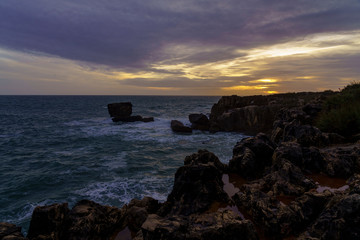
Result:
[1, 91, 359, 240]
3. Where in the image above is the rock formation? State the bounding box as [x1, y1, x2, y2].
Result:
[188, 113, 210, 131]
[4, 91, 360, 240]
[170, 120, 192, 133]
[107, 102, 154, 123]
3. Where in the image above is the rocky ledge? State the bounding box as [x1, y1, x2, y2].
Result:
[2, 93, 360, 240]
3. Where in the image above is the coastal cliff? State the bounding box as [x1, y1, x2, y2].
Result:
[1, 88, 359, 240]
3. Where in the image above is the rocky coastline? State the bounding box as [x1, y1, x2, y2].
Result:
[1, 91, 359, 240]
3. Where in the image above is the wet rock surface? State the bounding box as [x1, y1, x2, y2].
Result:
[170, 120, 192, 133]
[0, 222, 27, 240]
[189, 113, 210, 131]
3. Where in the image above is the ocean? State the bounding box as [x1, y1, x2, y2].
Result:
[0, 95, 246, 233]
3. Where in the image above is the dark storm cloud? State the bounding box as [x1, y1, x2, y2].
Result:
[0, 0, 359, 69]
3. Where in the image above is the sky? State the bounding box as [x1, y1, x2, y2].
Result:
[1, 0, 360, 95]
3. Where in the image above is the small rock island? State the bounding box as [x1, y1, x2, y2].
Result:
[108, 102, 154, 123]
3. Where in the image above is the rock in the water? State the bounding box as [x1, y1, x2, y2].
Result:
[112, 115, 143, 122]
[142, 117, 154, 123]
[0, 222, 26, 240]
[108, 102, 132, 118]
[27, 203, 69, 240]
[189, 113, 210, 130]
[170, 120, 192, 133]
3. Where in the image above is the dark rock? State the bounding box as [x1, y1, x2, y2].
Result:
[141, 117, 154, 122]
[141, 211, 258, 240]
[112, 115, 143, 122]
[27, 203, 69, 240]
[229, 133, 276, 179]
[159, 152, 229, 215]
[276, 191, 333, 236]
[0, 222, 26, 240]
[302, 103, 322, 119]
[303, 193, 360, 240]
[233, 188, 282, 237]
[67, 200, 123, 240]
[267, 159, 316, 196]
[322, 145, 360, 178]
[281, 120, 328, 147]
[108, 102, 132, 118]
[189, 113, 209, 125]
[213, 105, 281, 134]
[184, 149, 225, 172]
[170, 120, 192, 133]
[272, 142, 326, 173]
[127, 197, 161, 214]
[189, 114, 210, 130]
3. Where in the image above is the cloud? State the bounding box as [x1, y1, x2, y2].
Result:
[1, 0, 359, 69]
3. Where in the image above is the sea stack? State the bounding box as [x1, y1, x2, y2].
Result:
[107, 102, 154, 123]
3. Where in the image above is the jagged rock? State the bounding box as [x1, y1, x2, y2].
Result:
[302, 193, 360, 240]
[321, 145, 360, 178]
[189, 113, 210, 130]
[159, 151, 229, 216]
[276, 191, 333, 237]
[108, 102, 132, 118]
[213, 105, 281, 134]
[184, 149, 225, 172]
[123, 197, 161, 233]
[272, 142, 326, 173]
[233, 188, 283, 237]
[0, 222, 26, 240]
[66, 200, 123, 240]
[170, 120, 192, 133]
[141, 211, 258, 240]
[27, 203, 69, 240]
[281, 120, 328, 147]
[267, 159, 316, 196]
[229, 133, 276, 179]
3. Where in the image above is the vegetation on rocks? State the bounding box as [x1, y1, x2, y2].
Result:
[316, 82, 360, 138]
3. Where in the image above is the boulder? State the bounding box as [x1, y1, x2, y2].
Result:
[301, 193, 360, 240]
[66, 200, 123, 240]
[27, 203, 69, 240]
[229, 133, 276, 179]
[184, 149, 225, 172]
[170, 120, 192, 133]
[108, 102, 132, 118]
[0, 222, 26, 240]
[159, 151, 229, 216]
[189, 113, 210, 130]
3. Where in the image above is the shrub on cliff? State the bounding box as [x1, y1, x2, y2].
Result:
[316, 82, 360, 138]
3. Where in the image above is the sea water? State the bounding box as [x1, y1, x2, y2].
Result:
[0, 95, 246, 233]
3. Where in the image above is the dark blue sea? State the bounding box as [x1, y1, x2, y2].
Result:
[0, 96, 246, 233]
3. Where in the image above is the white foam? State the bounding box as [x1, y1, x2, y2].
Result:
[74, 175, 171, 206]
